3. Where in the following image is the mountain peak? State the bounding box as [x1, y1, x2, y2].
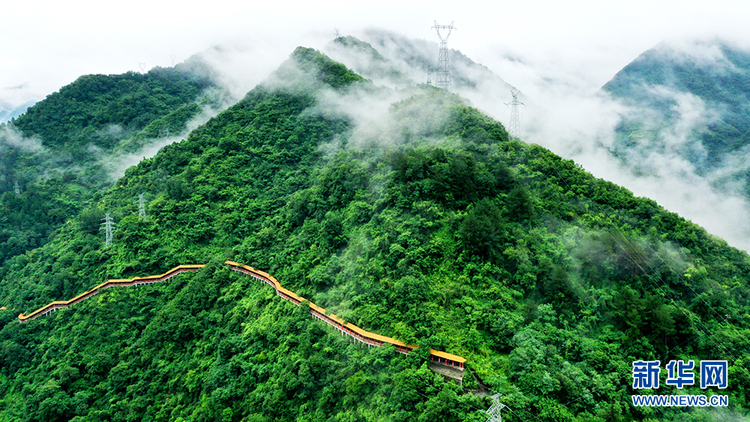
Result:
[288, 46, 367, 89]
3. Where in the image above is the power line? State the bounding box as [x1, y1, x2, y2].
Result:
[432, 21, 456, 90]
[605, 233, 740, 365]
[535, 149, 744, 365]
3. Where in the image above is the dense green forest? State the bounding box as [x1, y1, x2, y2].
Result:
[0, 45, 748, 421]
[0, 62, 220, 268]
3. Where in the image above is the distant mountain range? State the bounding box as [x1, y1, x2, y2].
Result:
[0, 83, 40, 124]
[603, 39, 750, 195]
[0, 100, 36, 123]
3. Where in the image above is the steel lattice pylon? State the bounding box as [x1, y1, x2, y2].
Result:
[102, 213, 115, 247]
[485, 394, 507, 422]
[432, 21, 455, 90]
[505, 89, 524, 139]
[137, 193, 147, 220]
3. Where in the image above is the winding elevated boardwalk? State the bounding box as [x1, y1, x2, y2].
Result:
[17, 261, 466, 374]
[226, 261, 466, 372]
[18, 265, 205, 322]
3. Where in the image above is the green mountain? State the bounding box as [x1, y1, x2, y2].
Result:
[603, 39, 750, 190]
[0, 61, 222, 267]
[0, 46, 748, 422]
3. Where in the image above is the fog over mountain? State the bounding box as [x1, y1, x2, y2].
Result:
[3, 15, 750, 419]
[316, 32, 750, 251]
[1, 44, 748, 421]
[4, 21, 750, 250]
[0, 83, 45, 123]
[594, 39, 750, 251]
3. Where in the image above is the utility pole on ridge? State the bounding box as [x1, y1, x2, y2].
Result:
[505, 89, 524, 139]
[432, 21, 455, 90]
[136, 193, 147, 220]
[102, 213, 115, 247]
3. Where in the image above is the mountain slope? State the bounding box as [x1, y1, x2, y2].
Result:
[0, 62, 222, 268]
[0, 46, 748, 422]
[603, 39, 750, 184]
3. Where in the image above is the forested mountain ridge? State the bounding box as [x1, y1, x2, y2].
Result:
[603, 39, 750, 192]
[0, 61, 222, 268]
[3, 62, 219, 187]
[0, 46, 748, 421]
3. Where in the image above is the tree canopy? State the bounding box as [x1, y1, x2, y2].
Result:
[0, 47, 747, 422]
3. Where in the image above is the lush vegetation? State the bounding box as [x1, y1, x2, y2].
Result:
[0, 63, 219, 268]
[10, 67, 215, 151]
[0, 46, 748, 421]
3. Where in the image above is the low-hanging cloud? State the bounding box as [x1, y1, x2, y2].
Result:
[131, 33, 750, 252]
[189, 38, 314, 104]
[309, 82, 471, 156]
[314, 31, 750, 253]
[654, 39, 743, 74]
[489, 39, 750, 252]
[107, 102, 224, 179]
[0, 125, 43, 152]
[613, 87, 717, 174]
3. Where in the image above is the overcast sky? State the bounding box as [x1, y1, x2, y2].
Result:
[3, 0, 749, 108]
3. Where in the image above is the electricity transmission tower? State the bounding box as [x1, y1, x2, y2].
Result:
[484, 394, 507, 422]
[136, 193, 147, 220]
[13, 181, 20, 195]
[505, 89, 524, 139]
[139, 63, 146, 73]
[432, 21, 455, 90]
[334, 28, 341, 38]
[102, 213, 115, 247]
